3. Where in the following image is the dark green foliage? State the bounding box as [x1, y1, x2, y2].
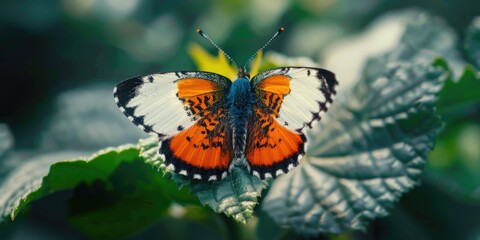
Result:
[0, 146, 200, 238]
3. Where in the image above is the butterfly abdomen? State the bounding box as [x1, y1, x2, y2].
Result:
[227, 78, 255, 161]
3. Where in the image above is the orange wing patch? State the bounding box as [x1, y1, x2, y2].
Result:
[177, 78, 224, 118]
[255, 75, 290, 117]
[160, 109, 232, 180]
[256, 75, 290, 94]
[177, 78, 217, 97]
[245, 109, 306, 179]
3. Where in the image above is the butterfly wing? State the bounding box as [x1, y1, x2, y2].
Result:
[245, 67, 338, 179]
[252, 67, 338, 131]
[246, 109, 307, 179]
[114, 71, 231, 137]
[161, 106, 232, 180]
[114, 71, 233, 180]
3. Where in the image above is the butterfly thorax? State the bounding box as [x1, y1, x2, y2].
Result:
[227, 77, 255, 166]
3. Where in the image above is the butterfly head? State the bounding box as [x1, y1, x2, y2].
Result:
[237, 67, 250, 79]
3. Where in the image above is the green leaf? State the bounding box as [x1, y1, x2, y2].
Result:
[436, 64, 480, 121]
[466, 16, 480, 69]
[65, 158, 204, 239]
[67, 159, 175, 239]
[262, 62, 445, 234]
[0, 151, 87, 223]
[0, 145, 202, 238]
[11, 145, 140, 220]
[139, 137, 269, 223]
[257, 13, 455, 235]
[400, 13, 463, 71]
[40, 85, 147, 151]
[261, 14, 450, 234]
[364, 13, 464, 80]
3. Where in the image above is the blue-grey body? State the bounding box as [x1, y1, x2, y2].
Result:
[226, 77, 256, 168]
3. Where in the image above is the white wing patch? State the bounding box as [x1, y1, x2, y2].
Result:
[114, 71, 230, 138]
[253, 67, 338, 131]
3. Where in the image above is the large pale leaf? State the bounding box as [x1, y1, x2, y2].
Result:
[397, 13, 464, 77]
[139, 137, 268, 223]
[40, 85, 147, 151]
[261, 14, 450, 234]
[262, 62, 445, 234]
[363, 13, 463, 80]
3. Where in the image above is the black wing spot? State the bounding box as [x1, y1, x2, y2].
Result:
[191, 108, 198, 115]
[307, 70, 311, 76]
[147, 76, 154, 82]
[318, 101, 327, 111]
[114, 77, 143, 107]
[177, 125, 184, 131]
[319, 78, 333, 103]
[316, 69, 338, 92]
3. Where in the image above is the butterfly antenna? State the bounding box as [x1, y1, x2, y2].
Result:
[243, 27, 285, 70]
[196, 29, 238, 70]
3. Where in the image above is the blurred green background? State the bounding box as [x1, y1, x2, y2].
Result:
[0, 0, 479, 239]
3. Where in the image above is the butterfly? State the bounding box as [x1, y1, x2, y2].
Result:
[113, 28, 338, 181]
